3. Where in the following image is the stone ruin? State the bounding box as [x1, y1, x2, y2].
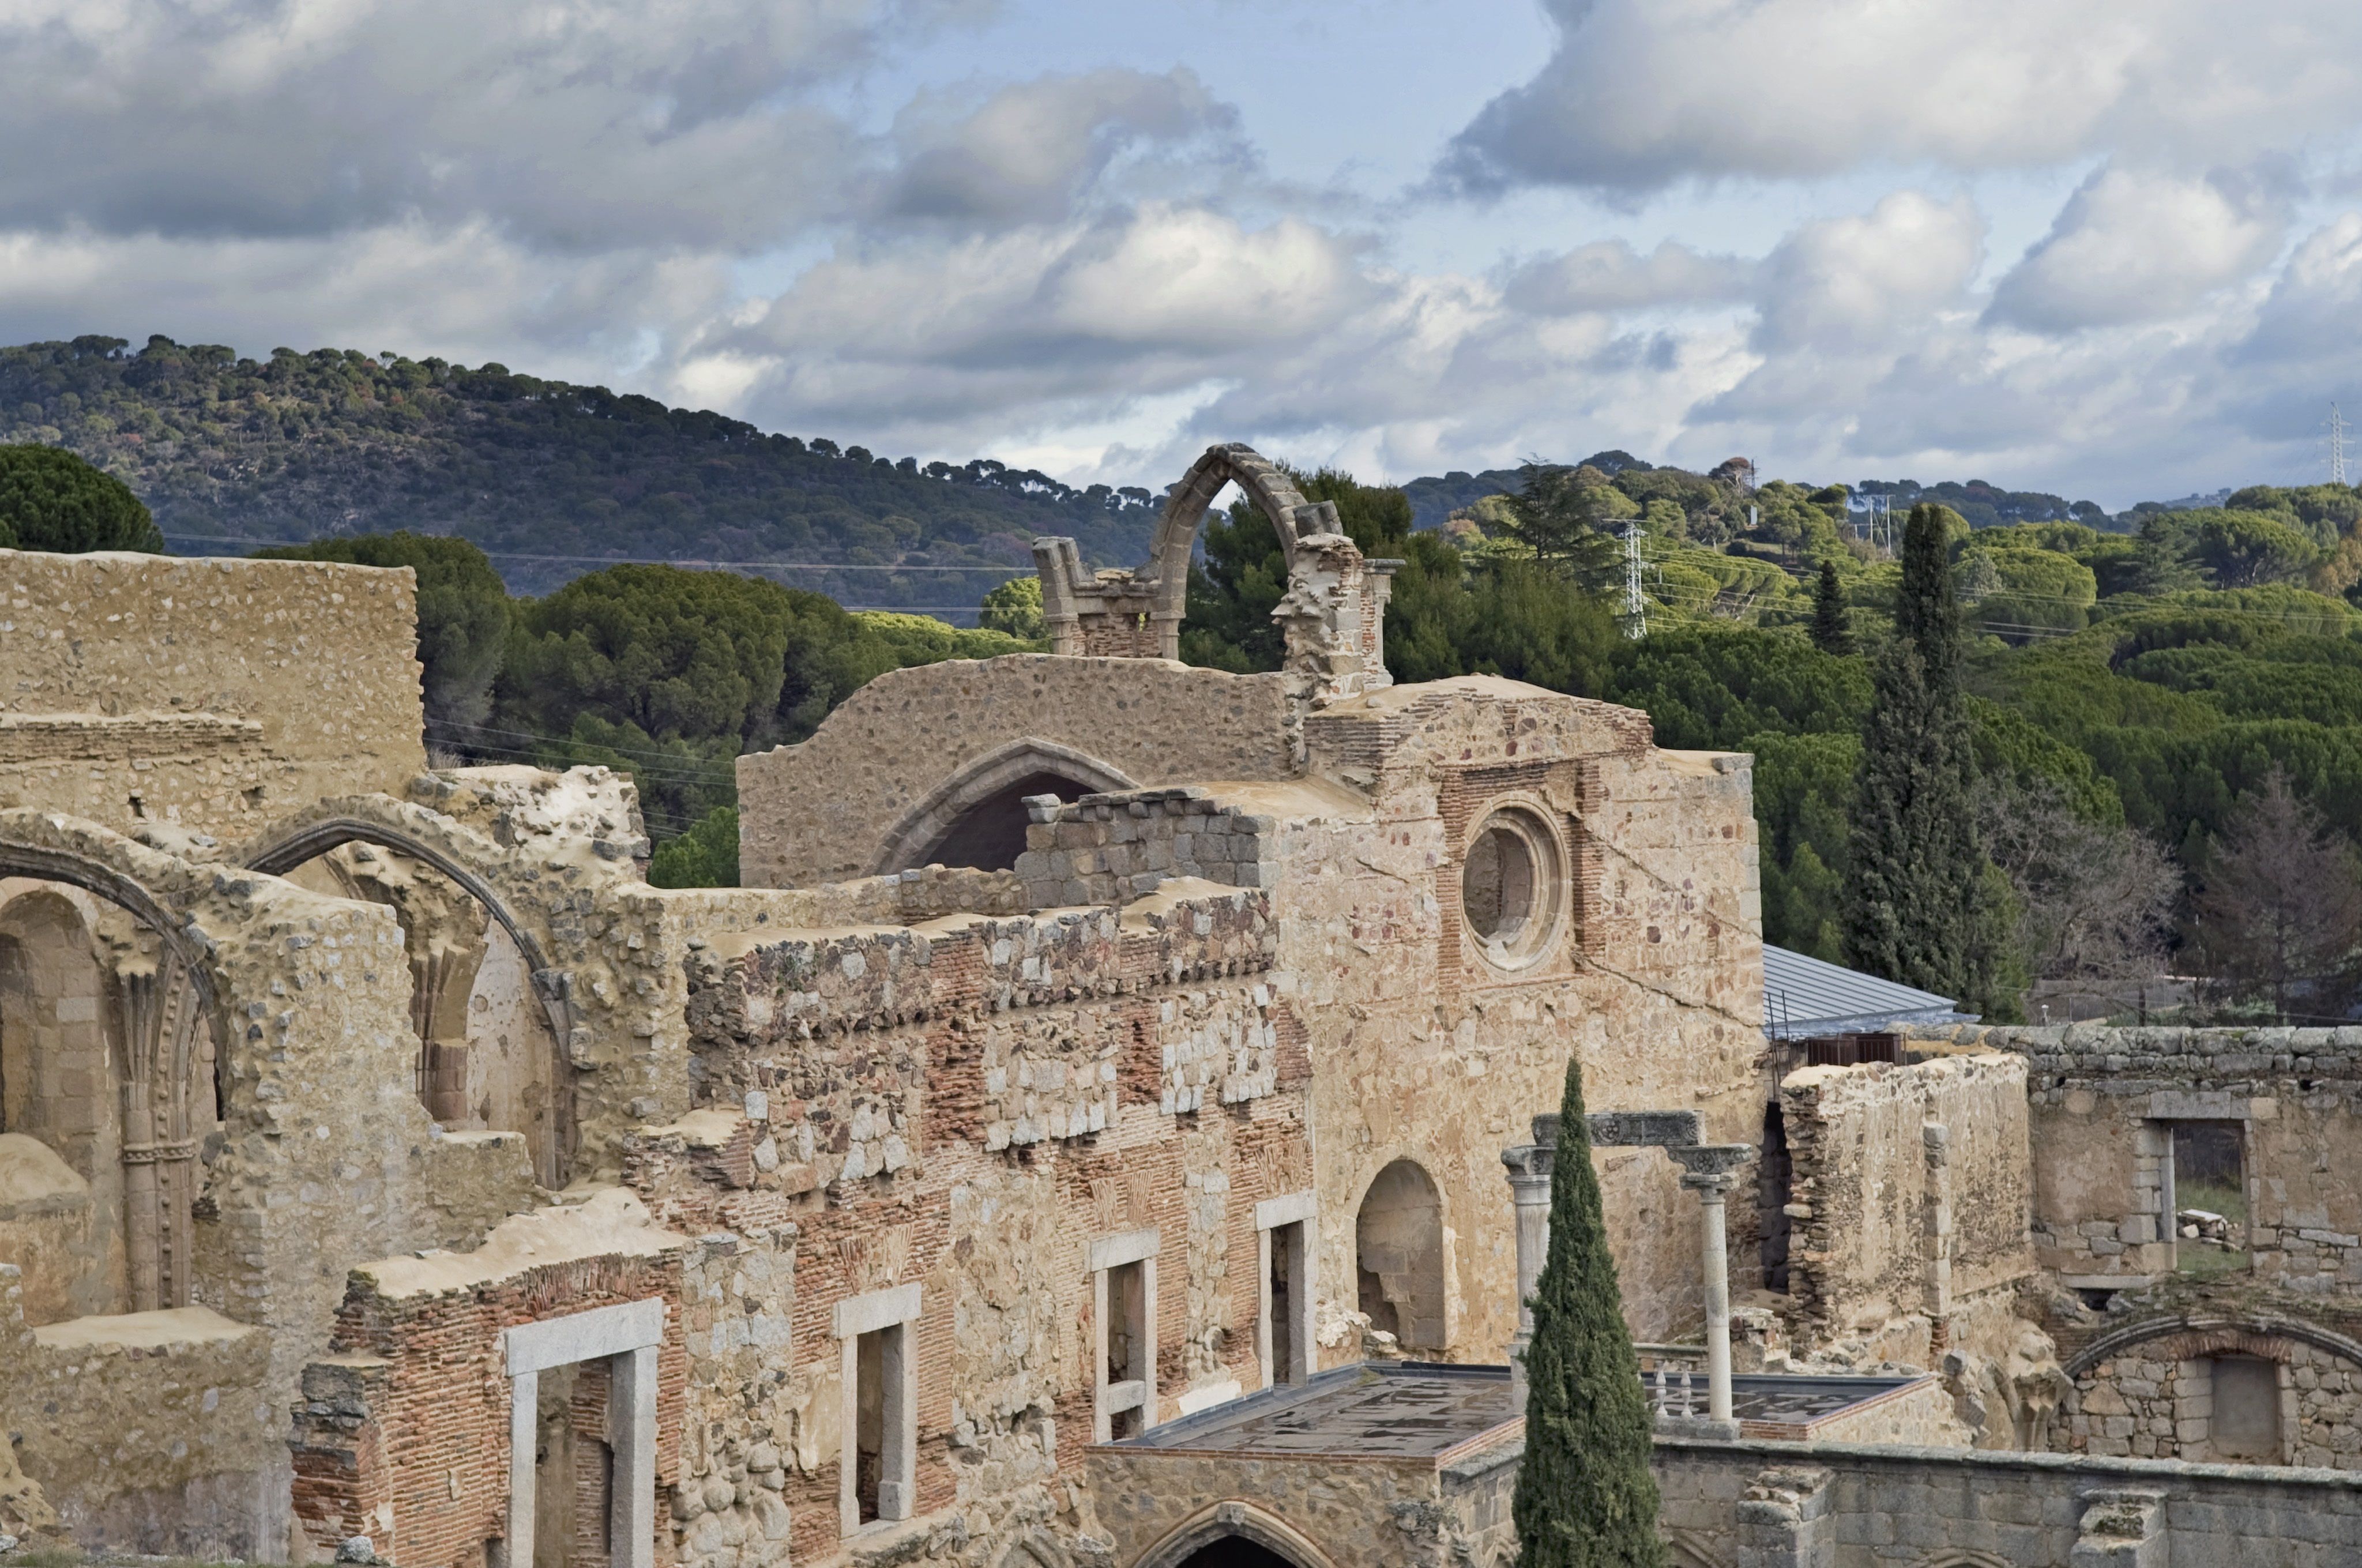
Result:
[2, 446, 2361, 1568]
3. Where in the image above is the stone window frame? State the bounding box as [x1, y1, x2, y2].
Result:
[2138, 1093, 2269, 1273]
[1090, 1226, 1160, 1441]
[835, 1282, 922, 1535]
[503, 1298, 664, 1568]
[1457, 795, 1573, 977]
[1255, 1190, 1318, 1389]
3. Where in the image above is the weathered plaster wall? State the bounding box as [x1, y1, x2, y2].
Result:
[1777, 1054, 2034, 1364]
[736, 656, 1300, 887]
[0, 551, 426, 835]
[1274, 680, 1767, 1357]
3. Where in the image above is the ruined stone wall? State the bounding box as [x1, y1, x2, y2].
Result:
[734, 656, 1300, 887]
[2045, 1322, 2362, 1469]
[0, 1265, 280, 1558]
[1278, 680, 1767, 1357]
[1013, 788, 1278, 908]
[0, 552, 426, 836]
[1914, 1025, 2362, 1291]
[1776, 1054, 2034, 1363]
[1654, 1432, 2362, 1566]
[289, 1194, 690, 1567]
[655, 882, 1314, 1568]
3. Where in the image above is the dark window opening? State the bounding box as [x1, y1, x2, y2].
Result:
[854, 1327, 886, 1524]
[1760, 1102, 1792, 1293]
[917, 771, 1093, 871]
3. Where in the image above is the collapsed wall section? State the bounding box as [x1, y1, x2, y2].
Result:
[650, 881, 1313, 1568]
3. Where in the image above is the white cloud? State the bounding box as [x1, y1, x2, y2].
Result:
[1441, 0, 2362, 195]
[0, 0, 926, 249]
[1502, 239, 1751, 314]
[1752, 192, 1983, 353]
[881, 68, 1240, 227]
[1989, 164, 2292, 332]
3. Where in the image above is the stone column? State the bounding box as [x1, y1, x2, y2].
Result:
[1672, 1144, 1754, 1427]
[1500, 1115, 1559, 1408]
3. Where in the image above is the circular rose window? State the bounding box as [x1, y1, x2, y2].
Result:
[1461, 807, 1566, 970]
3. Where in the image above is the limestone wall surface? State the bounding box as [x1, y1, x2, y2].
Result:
[1777, 1053, 2034, 1363]
[735, 655, 1300, 887]
[0, 551, 426, 835]
[0, 1268, 280, 1559]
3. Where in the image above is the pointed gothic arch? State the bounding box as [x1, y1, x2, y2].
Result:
[867, 739, 1138, 876]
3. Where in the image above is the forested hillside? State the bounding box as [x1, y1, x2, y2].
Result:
[0, 334, 1160, 601]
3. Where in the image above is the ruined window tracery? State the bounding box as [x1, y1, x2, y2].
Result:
[1461, 807, 1566, 972]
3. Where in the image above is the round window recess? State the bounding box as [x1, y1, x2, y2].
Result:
[1461, 809, 1566, 971]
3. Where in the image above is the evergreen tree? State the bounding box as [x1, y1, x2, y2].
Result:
[1810, 559, 1852, 655]
[0, 442, 163, 552]
[1513, 1056, 1664, 1568]
[1499, 460, 1621, 590]
[1841, 503, 2010, 1015]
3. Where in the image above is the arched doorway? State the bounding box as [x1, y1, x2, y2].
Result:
[920, 770, 1093, 871]
[1173, 1541, 1300, 1568]
[1356, 1158, 1446, 1351]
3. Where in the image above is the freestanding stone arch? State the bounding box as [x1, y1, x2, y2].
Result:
[868, 739, 1138, 875]
[1034, 444, 1341, 662]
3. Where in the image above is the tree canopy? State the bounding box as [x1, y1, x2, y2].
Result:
[0, 442, 163, 552]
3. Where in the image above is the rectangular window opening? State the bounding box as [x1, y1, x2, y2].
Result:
[1266, 1220, 1309, 1386]
[1107, 1257, 1146, 1439]
[853, 1325, 890, 1524]
[2171, 1120, 2250, 1279]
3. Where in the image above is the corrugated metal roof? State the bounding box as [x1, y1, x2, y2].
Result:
[1762, 943, 1977, 1038]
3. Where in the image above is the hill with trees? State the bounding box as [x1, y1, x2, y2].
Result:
[0, 334, 1162, 604]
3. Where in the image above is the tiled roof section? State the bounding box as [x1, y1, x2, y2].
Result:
[1762, 943, 1976, 1038]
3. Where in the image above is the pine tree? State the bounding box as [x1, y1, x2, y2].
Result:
[1810, 559, 1852, 655]
[1513, 1056, 1664, 1568]
[1841, 503, 2009, 1014]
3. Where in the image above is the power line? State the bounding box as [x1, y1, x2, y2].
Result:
[157, 532, 1030, 575]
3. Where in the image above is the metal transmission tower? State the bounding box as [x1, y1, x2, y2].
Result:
[2335, 403, 2349, 487]
[1621, 523, 1647, 639]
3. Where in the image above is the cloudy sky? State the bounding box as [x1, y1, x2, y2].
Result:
[9, 0, 2362, 504]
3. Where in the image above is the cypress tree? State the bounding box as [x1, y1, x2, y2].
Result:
[1810, 559, 1852, 655]
[1513, 1056, 1664, 1568]
[1840, 503, 2006, 1013]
